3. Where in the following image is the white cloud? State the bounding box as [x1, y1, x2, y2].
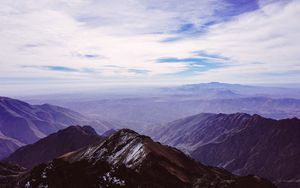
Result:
[187, 0, 300, 83]
[0, 0, 299, 94]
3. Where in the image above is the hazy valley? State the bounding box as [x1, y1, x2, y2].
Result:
[0, 83, 299, 188]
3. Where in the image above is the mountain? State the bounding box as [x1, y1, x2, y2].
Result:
[22, 83, 300, 132]
[4, 125, 102, 169]
[0, 96, 113, 159]
[11, 129, 275, 188]
[47, 95, 300, 132]
[148, 113, 300, 188]
[101, 128, 117, 137]
[0, 135, 24, 160]
[161, 86, 242, 99]
[0, 162, 25, 188]
[161, 82, 300, 99]
[148, 113, 252, 152]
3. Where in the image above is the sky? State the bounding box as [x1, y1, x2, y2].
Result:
[0, 0, 300, 94]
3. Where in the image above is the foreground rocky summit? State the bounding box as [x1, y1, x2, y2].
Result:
[12, 129, 275, 188]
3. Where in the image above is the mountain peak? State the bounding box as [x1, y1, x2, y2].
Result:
[62, 125, 98, 136]
[5, 126, 102, 168]
[45, 128, 275, 188]
[113, 128, 140, 137]
[62, 128, 149, 170]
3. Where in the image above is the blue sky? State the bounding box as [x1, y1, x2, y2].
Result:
[0, 0, 299, 94]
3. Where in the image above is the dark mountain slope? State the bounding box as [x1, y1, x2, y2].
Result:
[148, 113, 300, 188]
[147, 113, 252, 153]
[14, 129, 275, 188]
[191, 116, 300, 187]
[4, 126, 102, 168]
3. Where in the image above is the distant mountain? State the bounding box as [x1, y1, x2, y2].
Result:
[22, 83, 300, 131]
[161, 82, 300, 99]
[0, 135, 24, 160]
[12, 129, 275, 188]
[4, 125, 102, 169]
[0, 96, 113, 159]
[52, 95, 300, 132]
[161, 85, 242, 99]
[101, 128, 117, 137]
[148, 113, 300, 188]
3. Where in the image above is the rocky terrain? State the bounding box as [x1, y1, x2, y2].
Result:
[0, 162, 25, 188]
[148, 113, 300, 188]
[9, 129, 275, 188]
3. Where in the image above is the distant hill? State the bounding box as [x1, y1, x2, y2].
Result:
[161, 82, 300, 98]
[4, 125, 102, 169]
[66, 96, 300, 131]
[22, 83, 300, 131]
[148, 113, 300, 188]
[101, 128, 117, 138]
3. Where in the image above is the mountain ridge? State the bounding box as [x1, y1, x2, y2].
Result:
[0, 96, 113, 159]
[148, 113, 300, 188]
[13, 128, 275, 188]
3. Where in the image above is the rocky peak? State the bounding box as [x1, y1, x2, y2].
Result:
[63, 128, 149, 170]
[60, 125, 98, 136]
[44, 129, 276, 188]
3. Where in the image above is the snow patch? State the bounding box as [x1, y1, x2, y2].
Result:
[220, 159, 235, 168]
[124, 142, 146, 168]
[99, 172, 125, 187]
[25, 181, 30, 188]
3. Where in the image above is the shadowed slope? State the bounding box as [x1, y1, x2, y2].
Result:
[4, 126, 102, 168]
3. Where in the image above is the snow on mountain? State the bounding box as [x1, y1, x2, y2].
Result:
[11, 129, 276, 188]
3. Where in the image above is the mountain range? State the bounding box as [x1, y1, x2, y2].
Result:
[0, 97, 113, 159]
[148, 113, 300, 188]
[21, 83, 300, 132]
[160, 82, 300, 99]
[39, 96, 300, 132]
[5, 129, 275, 188]
[0, 93, 299, 187]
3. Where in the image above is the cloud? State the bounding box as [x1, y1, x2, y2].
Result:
[157, 57, 226, 75]
[72, 52, 103, 59]
[44, 66, 79, 72]
[186, 0, 300, 83]
[0, 0, 299, 94]
[128, 69, 150, 75]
